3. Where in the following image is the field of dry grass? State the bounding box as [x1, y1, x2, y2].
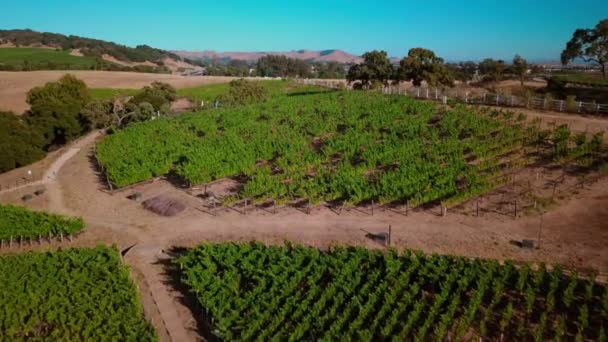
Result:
[0, 71, 242, 113]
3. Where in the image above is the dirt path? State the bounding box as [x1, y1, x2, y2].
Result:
[1, 111, 607, 341]
[0, 130, 102, 197]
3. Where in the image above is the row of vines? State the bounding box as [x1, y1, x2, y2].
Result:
[177, 242, 608, 341]
[0, 246, 157, 341]
[96, 90, 606, 208]
[0, 204, 84, 240]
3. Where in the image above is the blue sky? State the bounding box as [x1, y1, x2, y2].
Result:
[1, 0, 606, 61]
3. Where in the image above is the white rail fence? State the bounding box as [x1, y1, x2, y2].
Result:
[298, 79, 608, 115]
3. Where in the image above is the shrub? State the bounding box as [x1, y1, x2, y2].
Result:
[218, 79, 269, 106]
[0, 112, 45, 172]
[129, 81, 176, 112]
[82, 99, 114, 129]
[565, 95, 578, 112]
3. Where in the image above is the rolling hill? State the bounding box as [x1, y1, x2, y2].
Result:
[0, 29, 200, 73]
[173, 49, 364, 63]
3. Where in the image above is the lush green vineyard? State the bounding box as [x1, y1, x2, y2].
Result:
[176, 243, 607, 341]
[96, 90, 603, 207]
[0, 204, 84, 240]
[0, 246, 157, 341]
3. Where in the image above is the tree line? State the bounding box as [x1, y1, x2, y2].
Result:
[195, 56, 347, 79]
[0, 75, 177, 173]
[344, 48, 535, 89]
[0, 29, 185, 64]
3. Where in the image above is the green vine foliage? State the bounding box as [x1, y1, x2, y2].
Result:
[0, 204, 84, 240]
[176, 243, 607, 341]
[0, 246, 157, 341]
[97, 88, 605, 207]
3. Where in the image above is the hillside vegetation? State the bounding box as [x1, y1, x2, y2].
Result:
[0, 29, 182, 63]
[0, 29, 192, 72]
[0, 47, 100, 70]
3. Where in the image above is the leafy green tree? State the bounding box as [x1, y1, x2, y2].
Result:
[24, 74, 90, 146]
[315, 61, 346, 79]
[561, 19, 608, 77]
[512, 54, 529, 86]
[256, 55, 311, 78]
[396, 48, 453, 86]
[129, 81, 176, 112]
[479, 58, 506, 82]
[82, 99, 114, 129]
[446, 61, 477, 83]
[0, 112, 45, 172]
[346, 50, 393, 88]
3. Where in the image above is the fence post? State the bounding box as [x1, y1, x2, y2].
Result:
[435, 88, 438, 99]
[465, 91, 468, 103]
[559, 100, 564, 112]
[597, 104, 600, 114]
[426, 88, 429, 99]
[496, 95, 499, 106]
[578, 101, 582, 113]
[442, 95, 447, 105]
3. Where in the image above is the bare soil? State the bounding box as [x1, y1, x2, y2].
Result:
[0, 71, 242, 113]
[1, 109, 608, 341]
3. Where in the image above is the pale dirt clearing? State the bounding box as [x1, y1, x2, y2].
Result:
[0, 71, 242, 113]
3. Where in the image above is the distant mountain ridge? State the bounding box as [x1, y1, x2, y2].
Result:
[172, 49, 364, 63]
